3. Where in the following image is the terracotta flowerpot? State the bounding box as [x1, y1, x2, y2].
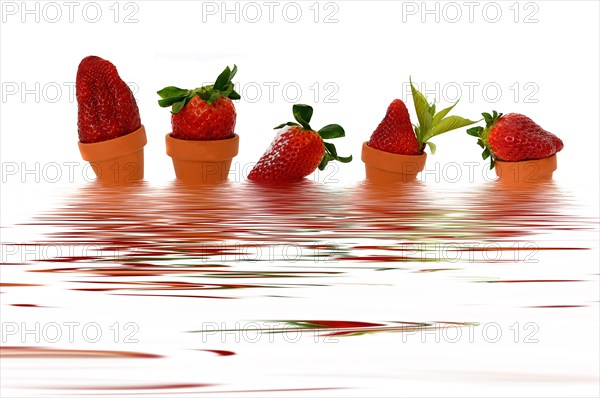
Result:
[495, 155, 557, 185]
[361, 142, 427, 183]
[78, 125, 147, 185]
[165, 134, 239, 184]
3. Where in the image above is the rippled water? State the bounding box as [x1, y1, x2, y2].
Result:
[1, 180, 599, 397]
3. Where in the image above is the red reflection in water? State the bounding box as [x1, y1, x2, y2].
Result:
[0, 179, 593, 297]
[0, 179, 596, 394]
[52, 383, 214, 390]
[198, 349, 236, 357]
[0, 347, 161, 358]
[10, 304, 46, 308]
[190, 320, 477, 338]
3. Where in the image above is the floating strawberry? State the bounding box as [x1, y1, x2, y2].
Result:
[248, 104, 352, 183]
[467, 111, 564, 168]
[157, 65, 240, 140]
[76, 56, 141, 143]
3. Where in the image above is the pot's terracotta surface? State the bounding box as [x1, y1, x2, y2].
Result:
[166, 133, 239, 184]
[78, 125, 147, 185]
[361, 142, 427, 183]
[495, 154, 557, 186]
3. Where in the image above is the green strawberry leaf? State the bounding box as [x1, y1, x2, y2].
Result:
[432, 100, 458, 126]
[158, 96, 187, 107]
[482, 148, 491, 160]
[318, 124, 345, 139]
[205, 91, 221, 105]
[318, 153, 334, 171]
[425, 141, 437, 155]
[274, 122, 300, 129]
[422, 116, 479, 141]
[409, 77, 434, 142]
[482, 111, 503, 127]
[293, 104, 313, 129]
[467, 126, 483, 137]
[157, 86, 189, 99]
[213, 66, 231, 91]
[228, 90, 241, 100]
[171, 99, 187, 114]
[489, 158, 495, 169]
[229, 64, 238, 80]
[321, 141, 352, 169]
[323, 141, 337, 157]
[196, 85, 213, 101]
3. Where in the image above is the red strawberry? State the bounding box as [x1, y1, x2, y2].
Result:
[467, 111, 564, 167]
[248, 104, 352, 183]
[158, 65, 240, 140]
[368, 99, 420, 155]
[76, 56, 141, 143]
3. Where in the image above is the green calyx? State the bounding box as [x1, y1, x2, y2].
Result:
[466, 110, 503, 169]
[274, 104, 353, 171]
[409, 77, 479, 155]
[157, 65, 241, 114]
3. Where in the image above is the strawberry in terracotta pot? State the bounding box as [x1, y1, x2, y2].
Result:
[76, 56, 147, 184]
[467, 111, 564, 184]
[158, 65, 240, 184]
[362, 78, 478, 183]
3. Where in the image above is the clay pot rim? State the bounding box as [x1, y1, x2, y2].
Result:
[78, 125, 147, 162]
[165, 133, 239, 162]
[361, 142, 427, 174]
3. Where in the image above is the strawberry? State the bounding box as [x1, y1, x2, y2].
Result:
[368, 99, 420, 155]
[157, 65, 240, 140]
[248, 104, 352, 183]
[76, 56, 141, 144]
[467, 111, 564, 167]
[368, 78, 478, 155]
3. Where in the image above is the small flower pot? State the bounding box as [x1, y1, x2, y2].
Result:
[78, 125, 147, 185]
[361, 142, 427, 183]
[495, 154, 557, 185]
[165, 134, 239, 184]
